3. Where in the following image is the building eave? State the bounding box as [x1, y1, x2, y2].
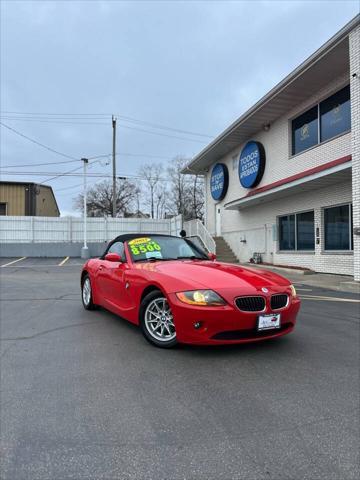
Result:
[224, 155, 352, 210]
[182, 14, 359, 175]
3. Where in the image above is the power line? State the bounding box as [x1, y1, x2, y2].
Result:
[1, 159, 80, 168]
[1, 111, 110, 116]
[0, 152, 182, 169]
[0, 117, 109, 126]
[0, 111, 214, 138]
[0, 122, 79, 160]
[55, 178, 102, 196]
[0, 170, 171, 182]
[38, 157, 102, 183]
[1, 117, 208, 143]
[55, 181, 85, 192]
[118, 124, 207, 143]
[115, 114, 213, 138]
[1, 152, 171, 169]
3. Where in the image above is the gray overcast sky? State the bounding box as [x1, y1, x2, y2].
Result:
[1, 0, 359, 215]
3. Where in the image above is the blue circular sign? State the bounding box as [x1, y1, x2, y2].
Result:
[210, 163, 229, 201]
[238, 141, 266, 188]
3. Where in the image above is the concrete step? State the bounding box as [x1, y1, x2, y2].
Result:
[216, 252, 238, 258]
[214, 236, 238, 263]
[217, 256, 238, 261]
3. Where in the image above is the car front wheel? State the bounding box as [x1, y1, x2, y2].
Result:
[140, 291, 177, 348]
[81, 274, 97, 310]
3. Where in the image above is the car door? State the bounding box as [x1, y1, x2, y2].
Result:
[97, 241, 129, 311]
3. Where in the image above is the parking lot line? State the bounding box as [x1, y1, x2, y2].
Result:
[58, 256, 70, 266]
[1, 257, 26, 268]
[301, 294, 360, 303]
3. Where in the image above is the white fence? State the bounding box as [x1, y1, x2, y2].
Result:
[0, 215, 183, 243]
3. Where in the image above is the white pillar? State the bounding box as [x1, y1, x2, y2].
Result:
[81, 158, 90, 259]
[350, 25, 360, 282]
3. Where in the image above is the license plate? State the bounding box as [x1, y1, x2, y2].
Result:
[257, 313, 281, 331]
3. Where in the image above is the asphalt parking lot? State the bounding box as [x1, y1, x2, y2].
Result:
[0, 258, 359, 480]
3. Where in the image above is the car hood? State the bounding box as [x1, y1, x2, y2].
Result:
[136, 260, 290, 293]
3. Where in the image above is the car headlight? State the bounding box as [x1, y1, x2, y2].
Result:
[290, 284, 297, 297]
[176, 290, 226, 306]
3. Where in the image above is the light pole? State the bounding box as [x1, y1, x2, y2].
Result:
[112, 116, 117, 217]
[81, 157, 90, 259]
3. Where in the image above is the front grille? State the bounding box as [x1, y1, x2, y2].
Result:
[271, 294, 288, 310]
[211, 323, 292, 340]
[235, 296, 265, 312]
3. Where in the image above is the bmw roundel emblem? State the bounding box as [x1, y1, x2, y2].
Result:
[262, 287, 268, 293]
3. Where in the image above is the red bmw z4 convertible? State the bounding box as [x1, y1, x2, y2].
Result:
[81, 234, 300, 348]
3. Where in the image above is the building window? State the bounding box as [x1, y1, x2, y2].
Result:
[0, 203, 7, 215]
[291, 85, 350, 155]
[279, 211, 314, 251]
[320, 85, 350, 143]
[296, 211, 315, 250]
[292, 106, 318, 155]
[279, 214, 295, 250]
[324, 204, 353, 251]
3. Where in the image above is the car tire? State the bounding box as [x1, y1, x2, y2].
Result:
[140, 290, 178, 348]
[81, 274, 97, 310]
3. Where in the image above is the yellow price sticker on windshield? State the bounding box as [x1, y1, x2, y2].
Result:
[128, 238, 162, 256]
[128, 237, 151, 246]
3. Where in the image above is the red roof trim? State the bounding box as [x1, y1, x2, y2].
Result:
[244, 155, 352, 199]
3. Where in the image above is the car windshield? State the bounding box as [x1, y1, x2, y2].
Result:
[127, 236, 208, 262]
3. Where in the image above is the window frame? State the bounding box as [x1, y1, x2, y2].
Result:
[101, 241, 126, 261]
[289, 82, 351, 158]
[322, 203, 353, 253]
[278, 209, 315, 253]
[291, 105, 319, 156]
[0, 202, 7, 216]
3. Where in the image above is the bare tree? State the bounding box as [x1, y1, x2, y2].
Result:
[138, 163, 163, 218]
[166, 156, 204, 221]
[155, 184, 168, 219]
[73, 179, 139, 217]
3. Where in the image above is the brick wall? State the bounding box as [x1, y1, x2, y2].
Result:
[221, 180, 353, 276]
[350, 25, 360, 281]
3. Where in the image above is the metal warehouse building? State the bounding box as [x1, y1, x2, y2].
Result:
[0, 181, 60, 217]
[184, 15, 360, 282]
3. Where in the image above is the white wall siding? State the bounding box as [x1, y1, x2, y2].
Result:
[221, 181, 353, 276]
[350, 25, 360, 281]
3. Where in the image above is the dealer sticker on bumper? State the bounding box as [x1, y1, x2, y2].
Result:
[258, 313, 281, 331]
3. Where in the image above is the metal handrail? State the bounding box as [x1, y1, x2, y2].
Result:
[183, 219, 216, 253]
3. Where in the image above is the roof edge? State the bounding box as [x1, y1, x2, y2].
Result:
[182, 14, 359, 174]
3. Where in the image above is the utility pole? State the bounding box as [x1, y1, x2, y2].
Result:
[112, 115, 117, 217]
[81, 158, 89, 259]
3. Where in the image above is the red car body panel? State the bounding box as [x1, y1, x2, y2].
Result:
[82, 242, 300, 345]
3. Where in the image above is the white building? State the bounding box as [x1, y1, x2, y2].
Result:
[184, 15, 360, 282]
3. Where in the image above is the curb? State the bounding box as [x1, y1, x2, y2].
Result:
[338, 281, 360, 294]
[245, 263, 313, 276]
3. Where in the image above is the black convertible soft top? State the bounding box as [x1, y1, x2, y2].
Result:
[110, 233, 177, 245]
[102, 233, 178, 257]
[101, 232, 207, 259]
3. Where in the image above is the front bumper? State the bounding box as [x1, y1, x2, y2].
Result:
[168, 292, 300, 345]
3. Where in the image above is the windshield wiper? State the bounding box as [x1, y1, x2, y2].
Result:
[176, 256, 205, 260]
[134, 257, 177, 263]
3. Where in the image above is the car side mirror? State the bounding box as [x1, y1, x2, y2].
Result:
[105, 252, 122, 262]
[207, 252, 216, 261]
